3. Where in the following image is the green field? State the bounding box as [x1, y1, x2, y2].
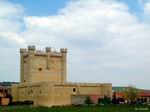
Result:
[0, 105, 150, 112]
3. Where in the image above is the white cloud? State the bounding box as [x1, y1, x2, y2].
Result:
[138, 0, 150, 21]
[0, 0, 25, 45]
[145, 2, 150, 12]
[0, 32, 25, 44]
[1, 0, 150, 89]
[0, 0, 25, 82]
[0, 0, 23, 18]
[144, 2, 150, 19]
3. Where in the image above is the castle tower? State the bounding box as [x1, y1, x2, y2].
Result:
[20, 48, 26, 83]
[20, 45, 67, 84]
[46, 47, 51, 70]
[60, 48, 67, 83]
[27, 45, 35, 82]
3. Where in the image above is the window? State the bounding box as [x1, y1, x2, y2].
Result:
[39, 68, 42, 71]
[31, 90, 33, 94]
[73, 88, 76, 92]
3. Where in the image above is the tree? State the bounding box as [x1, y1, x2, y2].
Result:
[85, 96, 93, 105]
[124, 86, 139, 104]
[112, 92, 118, 104]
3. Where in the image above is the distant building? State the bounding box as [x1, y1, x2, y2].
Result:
[112, 87, 150, 103]
[0, 85, 9, 105]
[0, 82, 19, 94]
[11, 45, 112, 107]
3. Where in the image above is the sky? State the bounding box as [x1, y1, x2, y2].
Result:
[0, 0, 150, 89]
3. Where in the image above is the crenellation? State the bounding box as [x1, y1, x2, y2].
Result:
[35, 50, 45, 55]
[52, 50, 61, 55]
[35, 50, 62, 56]
[46, 47, 51, 52]
[20, 48, 27, 54]
[51, 53, 62, 57]
[60, 48, 67, 54]
[58, 82, 104, 86]
[28, 45, 35, 51]
[20, 46, 66, 57]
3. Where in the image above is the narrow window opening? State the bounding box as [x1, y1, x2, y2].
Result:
[73, 88, 76, 92]
[31, 90, 33, 94]
[39, 68, 42, 71]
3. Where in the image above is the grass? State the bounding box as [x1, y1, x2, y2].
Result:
[0, 105, 150, 112]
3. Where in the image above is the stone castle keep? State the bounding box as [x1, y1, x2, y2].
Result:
[20, 45, 67, 84]
[11, 45, 112, 107]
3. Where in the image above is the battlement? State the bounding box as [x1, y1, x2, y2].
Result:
[55, 82, 112, 87]
[46, 47, 51, 52]
[60, 48, 67, 53]
[19, 82, 112, 87]
[20, 48, 27, 53]
[28, 45, 35, 51]
[20, 46, 67, 56]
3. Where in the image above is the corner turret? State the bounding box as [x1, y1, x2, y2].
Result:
[28, 45, 35, 51]
[20, 48, 27, 54]
[46, 47, 51, 52]
[60, 48, 67, 84]
[60, 48, 67, 54]
[46, 47, 51, 69]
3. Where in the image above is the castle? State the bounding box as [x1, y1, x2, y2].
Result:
[11, 45, 112, 107]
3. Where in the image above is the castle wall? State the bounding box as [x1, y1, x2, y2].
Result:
[14, 82, 55, 107]
[11, 84, 19, 102]
[53, 83, 112, 106]
[13, 82, 112, 107]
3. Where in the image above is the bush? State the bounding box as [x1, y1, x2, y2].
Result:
[98, 98, 111, 105]
[9, 100, 34, 105]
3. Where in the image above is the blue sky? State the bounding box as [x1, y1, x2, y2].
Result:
[9, 0, 70, 16]
[0, 0, 150, 89]
[119, 0, 141, 12]
[8, 0, 143, 17]
[5, 0, 146, 27]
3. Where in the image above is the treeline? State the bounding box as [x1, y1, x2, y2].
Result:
[0, 82, 19, 87]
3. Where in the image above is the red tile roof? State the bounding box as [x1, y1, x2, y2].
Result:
[115, 92, 124, 98]
[0, 85, 5, 90]
[113, 90, 150, 98]
[139, 90, 150, 97]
